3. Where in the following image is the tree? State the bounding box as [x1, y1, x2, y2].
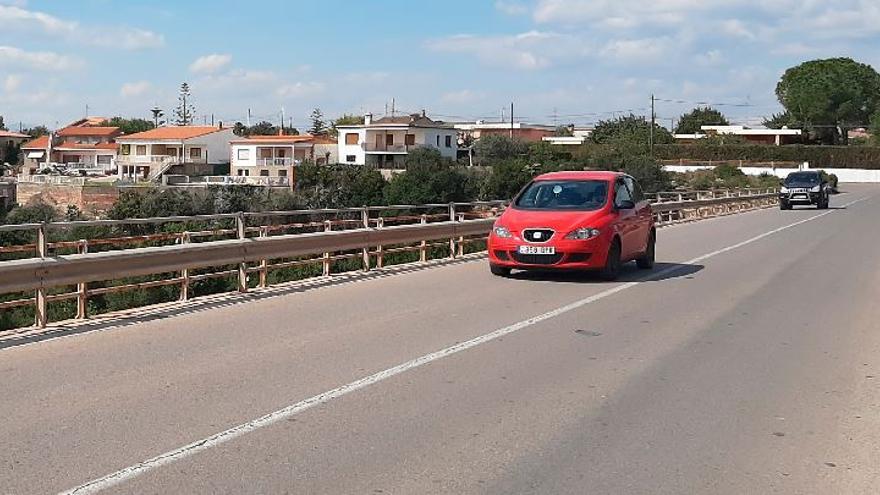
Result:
[555, 125, 574, 137]
[473, 134, 529, 163]
[2, 141, 20, 166]
[674, 107, 729, 134]
[24, 126, 49, 138]
[590, 114, 673, 146]
[308, 108, 327, 136]
[870, 112, 880, 146]
[247, 121, 279, 136]
[174, 82, 195, 126]
[105, 117, 155, 135]
[384, 148, 475, 204]
[762, 111, 799, 129]
[330, 114, 365, 137]
[150, 106, 165, 128]
[0, 115, 6, 131]
[775, 58, 880, 144]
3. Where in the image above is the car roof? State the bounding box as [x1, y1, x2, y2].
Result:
[533, 170, 623, 182]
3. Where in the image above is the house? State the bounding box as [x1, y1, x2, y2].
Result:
[674, 125, 803, 146]
[336, 112, 457, 167]
[19, 122, 121, 175]
[230, 134, 340, 184]
[1, 130, 30, 164]
[116, 126, 235, 181]
[454, 121, 557, 143]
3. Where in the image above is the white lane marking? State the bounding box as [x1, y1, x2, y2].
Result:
[59, 194, 873, 495]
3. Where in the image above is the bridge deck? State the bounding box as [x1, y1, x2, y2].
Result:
[2, 184, 879, 494]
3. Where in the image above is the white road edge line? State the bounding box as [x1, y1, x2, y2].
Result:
[59, 195, 872, 495]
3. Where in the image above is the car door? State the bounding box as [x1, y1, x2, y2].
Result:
[613, 178, 639, 260]
[624, 176, 653, 254]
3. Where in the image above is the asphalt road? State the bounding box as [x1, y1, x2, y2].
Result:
[2, 184, 879, 494]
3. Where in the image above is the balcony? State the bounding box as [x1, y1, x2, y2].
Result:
[257, 157, 294, 167]
[363, 143, 422, 154]
[117, 155, 207, 165]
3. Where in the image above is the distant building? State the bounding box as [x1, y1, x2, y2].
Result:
[336, 112, 457, 167]
[19, 120, 121, 176]
[454, 121, 556, 143]
[230, 134, 337, 181]
[0, 130, 30, 164]
[674, 125, 802, 146]
[116, 126, 235, 181]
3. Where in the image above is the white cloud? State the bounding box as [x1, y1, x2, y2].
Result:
[600, 37, 672, 62]
[696, 49, 724, 66]
[0, 45, 82, 71]
[190, 54, 232, 74]
[0, 4, 164, 49]
[120, 81, 152, 98]
[3, 73, 22, 92]
[276, 81, 326, 98]
[441, 89, 483, 104]
[495, 0, 528, 15]
[427, 31, 584, 70]
[720, 19, 755, 40]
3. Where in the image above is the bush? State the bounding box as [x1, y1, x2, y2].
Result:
[654, 144, 880, 169]
[384, 149, 475, 204]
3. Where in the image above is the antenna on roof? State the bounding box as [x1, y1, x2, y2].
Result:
[391, 98, 396, 118]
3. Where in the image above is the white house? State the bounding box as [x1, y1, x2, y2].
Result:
[116, 126, 235, 181]
[336, 112, 457, 167]
[230, 134, 322, 183]
[674, 125, 803, 146]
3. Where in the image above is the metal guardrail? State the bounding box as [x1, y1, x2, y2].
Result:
[0, 191, 777, 330]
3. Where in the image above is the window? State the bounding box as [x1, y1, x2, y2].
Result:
[345, 133, 359, 145]
[121, 144, 131, 155]
[260, 170, 269, 177]
[278, 169, 287, 177]
[190, 147, 201, 158]
[386, 134, 394, 146]
[346, 155, 357, 163]
[97, 155, 112, 165]
[514, 180, 608, 211]
[135, 145, 147, 156]
[445, 135, 452, 148]
[436, 135, 440, 146]
[405, 134, 415, 145]
[624, 176, 644, 202]
[614, 179, 633, 207]
[237, 149, 250, 160]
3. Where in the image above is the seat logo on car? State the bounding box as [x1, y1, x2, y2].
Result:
[533, 232, 542, 240]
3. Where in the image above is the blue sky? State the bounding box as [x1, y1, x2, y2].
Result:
[1, 0, 879, 130]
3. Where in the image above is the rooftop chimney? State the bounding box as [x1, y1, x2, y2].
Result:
[364, 113, 372, 125]
[421, 109, 426, 118]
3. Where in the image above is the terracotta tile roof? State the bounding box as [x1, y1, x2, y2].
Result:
[119, 126, 229, 141]
[310, 136, 337, 145]
[55, 141, 119, 151]
[57, 126, 120, 137]
[0, 130, 29, 139]
[21, 135, 50, 149]
[67, 117, 110, 127]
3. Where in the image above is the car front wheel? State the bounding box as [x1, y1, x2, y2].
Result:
[599, 240, 622, 281]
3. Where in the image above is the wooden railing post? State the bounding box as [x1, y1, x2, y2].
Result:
[76, 239, 89, 319]
[180, 231, 191, 301]
[448, 203, 456, 259]
[419, 215, 428, 263]
[376, 217, 384, 269]
[259, 226, 268, 288]
[457, 214, 465, 257]
[361, 207, 370, 271]
[35, 223, 48, 328]
[323, 220, 332, 276]
[236, 212, 248, 292]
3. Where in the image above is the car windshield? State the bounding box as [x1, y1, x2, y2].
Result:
[514, 180, 608, 211]
[784, 173, 820, 186]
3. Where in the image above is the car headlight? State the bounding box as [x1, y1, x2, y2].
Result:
[565, 227, 601, 240]
[780, 186, 789, 193]
[493, 226, 512, 238]
[810, 185, 821, 192]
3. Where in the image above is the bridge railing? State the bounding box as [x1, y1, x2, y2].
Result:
[0, 190, 777, 330]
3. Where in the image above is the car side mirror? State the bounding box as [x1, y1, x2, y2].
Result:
[616, 200, 635, 210]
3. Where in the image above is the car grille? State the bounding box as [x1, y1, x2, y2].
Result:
[522, 228, 555, 243]
[511, 252, 564, 265]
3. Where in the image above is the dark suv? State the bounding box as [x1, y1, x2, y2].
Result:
[779, 171, 829, 210]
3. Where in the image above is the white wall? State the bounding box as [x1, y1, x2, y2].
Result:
[663, 164, 880, 183]
[191, 128, 235, 164]
[337, 128, 366, 164]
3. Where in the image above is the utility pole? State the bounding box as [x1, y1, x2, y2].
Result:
[85, 104, 89, 118]
[510, 101, 514, 139]
[280, 107, 285, 134]
[247, 108, 252, 127]
[649, 94, 655, 156]
[211, 113, 214, 126]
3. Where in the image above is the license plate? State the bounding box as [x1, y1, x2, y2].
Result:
[518, 246, 556, 255]
[793, 194, 807, 199]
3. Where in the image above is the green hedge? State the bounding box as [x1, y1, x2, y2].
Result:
[654, 144, 880, 169]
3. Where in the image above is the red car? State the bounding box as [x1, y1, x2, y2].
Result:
[488, 171, 655, 280]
